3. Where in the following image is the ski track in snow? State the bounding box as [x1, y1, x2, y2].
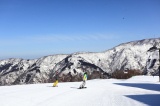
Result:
[0, 76, 160, 106]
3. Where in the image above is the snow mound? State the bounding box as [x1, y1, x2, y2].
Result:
[127, 75, 159, 82]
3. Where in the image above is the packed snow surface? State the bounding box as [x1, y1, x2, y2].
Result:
[0, 76, 160, 106]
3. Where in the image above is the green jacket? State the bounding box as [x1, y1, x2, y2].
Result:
[83, 73, 87, 81]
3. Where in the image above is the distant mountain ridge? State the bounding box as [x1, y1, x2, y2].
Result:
[0, 38, 160, 86]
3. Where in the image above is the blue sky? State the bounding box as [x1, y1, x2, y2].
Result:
[0, 0, 160, 59]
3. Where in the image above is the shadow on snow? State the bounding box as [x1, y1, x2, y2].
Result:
[114, 83, 160, 92]
[114, 83, 160, 106]
[126, 94, 160, 106]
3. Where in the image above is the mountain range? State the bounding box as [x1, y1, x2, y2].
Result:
[0, 38, 159, 86]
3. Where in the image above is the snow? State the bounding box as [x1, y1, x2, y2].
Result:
[1, 38, 160, 85]
[0, 76, 160, 106]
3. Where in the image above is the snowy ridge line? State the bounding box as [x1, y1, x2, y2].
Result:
[0, 38, 160, 86]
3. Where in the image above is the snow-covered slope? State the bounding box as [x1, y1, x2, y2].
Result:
[143, 45, 160, 76]
[0, 76, 159, 106]
[0, 55, 68, 85]
[0, 38, 160, 85]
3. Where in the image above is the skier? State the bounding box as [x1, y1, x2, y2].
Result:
[79, 72, 87, 89]
[53, 71, 59, 87]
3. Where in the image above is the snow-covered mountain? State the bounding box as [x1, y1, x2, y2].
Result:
[143, 44, 160, 76]
[0, 38, 160, 86]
